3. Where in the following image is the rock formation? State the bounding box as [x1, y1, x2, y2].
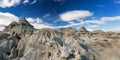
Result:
[0, 18, 120, 60]
[3, 17, 34, 38]
[78, 26, 88, 33]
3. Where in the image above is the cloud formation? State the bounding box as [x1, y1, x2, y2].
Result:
[0, 0, 21, 8]
[0, 12, 19, 25]
[31, 0, 37, 4]
[83, 16, 120, 24]
[0, 10, 120, 31]
[60, 10, 93, 21]
[26, 17, 53, 29]
[0, 12, 53, 31]
[59, 16, 120, 27]
[0, 0, 37, 8]
[59, 10, 120, 31]
[0, 12, 19, 30]
[23, 0, 29, 4]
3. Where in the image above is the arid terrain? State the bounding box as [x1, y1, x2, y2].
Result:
[0, 18, 120, 60]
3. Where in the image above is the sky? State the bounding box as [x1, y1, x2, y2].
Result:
[0, 0, 120, 31]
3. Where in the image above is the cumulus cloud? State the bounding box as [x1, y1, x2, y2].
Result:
[0, 12, 53, 31]
[59, 10, 120, 29]
[31, 23, 53, 29]
[60, 10, 93, 21]
[101, 16, 120, 22]
[26, 17, 53, 29]
[26, 17, 43, 23]
[82, 16, 120, 24]
[0, 0, 21, 8]
[58, 11, 120, 30]
[85, 16, 120, 24]
[0, 12, 19, 25]
[0, 0, 37, 8]
[0, 12, 19, 30]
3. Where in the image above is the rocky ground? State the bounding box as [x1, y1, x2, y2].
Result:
[0, 18, 120, 60]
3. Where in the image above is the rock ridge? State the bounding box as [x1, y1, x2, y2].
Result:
[0, 18, 120, 60]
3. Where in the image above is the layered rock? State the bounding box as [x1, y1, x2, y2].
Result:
[0, 18, 120, 60]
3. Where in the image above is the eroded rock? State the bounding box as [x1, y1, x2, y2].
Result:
[0, 18, 120, 60]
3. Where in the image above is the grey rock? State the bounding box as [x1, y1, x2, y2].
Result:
[78, 26, 88, 33]
[0, 18, 120, 60]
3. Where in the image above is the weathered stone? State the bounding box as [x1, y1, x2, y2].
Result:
[0, 18, 120, 60]
[78, 26, 88, 33]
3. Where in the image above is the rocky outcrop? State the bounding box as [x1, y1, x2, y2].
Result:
[0, 18, 120, 60]
[3, 17, 34, 38]
[0, 32, 20, 60]
[78, 27, 88, 33]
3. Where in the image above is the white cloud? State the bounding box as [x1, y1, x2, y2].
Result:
[26, 17, 53, 29]
[31, 23, 53, 29]
[0, 0, 21, 8]
[0, 0, 37, 8]
[0, 12, 19, 30]
[26, 17, 43, 23]
[0, 12, 19, 25]
[60, 10, 93, 21]
[58, 12, 120, 31]
[60, 10, 120, 26]
[59, 10, 120, 29]
[101, 16, 120, 22]
[82, 16, 120, 24]
[23, 0, 29, 4]
[86, 29, 93, 31]
[23, 0, 37, 4]
[86, 25, 99, 28]
[31, 0, 37, 4]
[85, 25, 99, 31]
[0, 12, 53, 31]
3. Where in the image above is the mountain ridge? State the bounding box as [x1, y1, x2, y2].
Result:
[0, 18, 120, 60]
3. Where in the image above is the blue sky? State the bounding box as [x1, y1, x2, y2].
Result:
[0, 0, 120, 31]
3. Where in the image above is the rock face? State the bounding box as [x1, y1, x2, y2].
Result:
[3, 17, 34, 38]
[0, 18, 120, 60]
[78, 27, 88, 33]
